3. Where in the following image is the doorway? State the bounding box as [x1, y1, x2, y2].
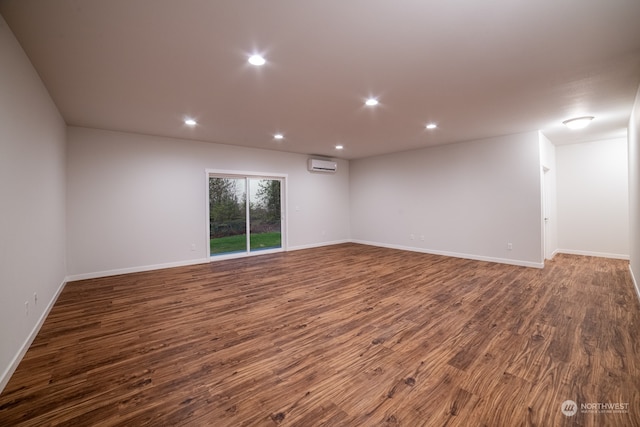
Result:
[207, 171, 286, 258]
[542, 166, 554, 260]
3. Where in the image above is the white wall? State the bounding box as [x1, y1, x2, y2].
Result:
[540, 132, 558, 259]
[629, 85, 640, 297]
[556, 138, 629, 258]
[350, 131, 543, 267]
[66, 127, 350, 278]
[0, 16, 67, 391]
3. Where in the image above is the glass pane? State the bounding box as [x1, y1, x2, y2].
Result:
[249, 178, 281, 251]
[209, 177, 247, 256]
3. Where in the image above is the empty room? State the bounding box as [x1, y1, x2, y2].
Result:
[1, 1, 640, 426]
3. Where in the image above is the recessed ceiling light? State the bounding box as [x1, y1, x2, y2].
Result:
[274, 133, 284, 140]
[335, 145, 344, 150]
[563, 116, 594, 130]
[426, 123, 437, 130]
[365, 98, 379, 107]
[248, 54, 266, 66]
[184, 118, 197, 126]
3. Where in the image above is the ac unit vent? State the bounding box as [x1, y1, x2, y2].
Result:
[308, 158, 337, 173]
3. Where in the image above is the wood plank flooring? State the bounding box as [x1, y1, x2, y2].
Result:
[1, 243, 639, 426]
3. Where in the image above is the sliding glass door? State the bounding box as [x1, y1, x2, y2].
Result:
[209, 177, 247, 255]
[208, 173, 284, 258]
[249, 178, 282, 251]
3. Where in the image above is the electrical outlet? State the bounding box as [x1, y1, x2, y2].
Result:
[507, 243, 513, 250]
[420, 235, 425, 241]
[410, 234, 415, 240]
[190, 244, 196, 251]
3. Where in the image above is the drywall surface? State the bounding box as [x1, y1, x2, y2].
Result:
[556, 138, 629, 258]
[629, 85, 640, 293]
[350, 131, 543, 267]
[0, 15, 67, 391]
[66, 127, 350, 277]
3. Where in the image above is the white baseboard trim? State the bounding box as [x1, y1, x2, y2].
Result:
[288, 239, 351, 252]
[66, 258, 210, 282]
[68, 242, 355, 281]
[0, 277, 67, 394]
[630, 266, 640, 304]
[351, 240, 544, 269]
[556, 249, 630, 260]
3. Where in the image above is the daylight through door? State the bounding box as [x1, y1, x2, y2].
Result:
[208, 174, 284, 257]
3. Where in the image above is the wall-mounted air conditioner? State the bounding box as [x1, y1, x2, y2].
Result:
[308, 158, 337, 173]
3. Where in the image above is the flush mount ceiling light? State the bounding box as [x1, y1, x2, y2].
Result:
[365, 98, 379, 107]
[426, 123, 437, 130]
[273, 133, 284, 140]
[184, 118, 197, 126]
[335, 145, 344, 150]
[562, 116, 594, 130]
[248, 54, 266, 66]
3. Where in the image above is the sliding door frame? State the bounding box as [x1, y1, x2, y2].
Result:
[205, 169, 288, 261]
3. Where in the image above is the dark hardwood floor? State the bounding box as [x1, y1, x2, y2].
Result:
[1, 243, 639, 426]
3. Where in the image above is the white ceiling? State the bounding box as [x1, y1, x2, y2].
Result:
[2, 0, 640, 160]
